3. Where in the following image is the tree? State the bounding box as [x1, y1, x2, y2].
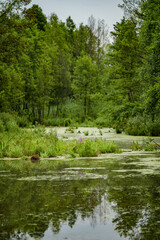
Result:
[139, 0, 160, 120]
[118, 0, 144, 19]
[0, 0, 31, 113]
[24, 4, 47, 31]
[72, 55, 98, 117]
[110, 18, 142, 102]
[45, 15, 72, 116]
[104, 17, 143, 124]
[0, 0, 31, 20]
[66, 16, 76, 44]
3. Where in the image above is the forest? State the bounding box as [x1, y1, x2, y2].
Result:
[1, 0, 160, 136]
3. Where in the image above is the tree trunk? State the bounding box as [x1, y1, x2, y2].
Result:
[47, 103, 51, 117]
[84, 96, 87, 117]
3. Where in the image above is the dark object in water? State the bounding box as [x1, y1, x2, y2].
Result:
[31, 154, 40, 161]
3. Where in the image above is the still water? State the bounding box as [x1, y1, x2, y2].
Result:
[1, 152, 160, 240]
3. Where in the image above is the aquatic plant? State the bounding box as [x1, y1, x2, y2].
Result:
[83, 131, 89, 136]
[0, 127, 120, 158]
[65, 127, 74, 133]
[64, 118, 71, 126]
[0, 141, 9, 157]
[132, 138, 160, 151]
[96, 140, 120, 153]
[76, 139, 99, 157]
[75, 139, 120, 157]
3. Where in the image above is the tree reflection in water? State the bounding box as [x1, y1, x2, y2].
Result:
[0, 157, 160, 239]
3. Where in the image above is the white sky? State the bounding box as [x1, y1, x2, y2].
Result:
[29, 0, 124, 32]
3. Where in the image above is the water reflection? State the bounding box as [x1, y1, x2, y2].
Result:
[0, 154, 160, 239]
[30, 159, 41, 165]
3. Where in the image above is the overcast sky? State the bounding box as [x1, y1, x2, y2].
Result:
[29, 0, 124, 31]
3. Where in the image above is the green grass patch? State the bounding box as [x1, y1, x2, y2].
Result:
[0, 126, 120, 158]
[132, 138, 160, 151]
[75, 139, 120, 157]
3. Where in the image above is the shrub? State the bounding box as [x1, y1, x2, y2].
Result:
[125, 116, 148, 136]
[115, 128, 122, 134]
[0, 141, 9, 157]
[65, 127, 74, 133]
[0, 120, 5, 132]
[46, 147, 57, 157]
[42, 118, 64, 126]
[64, 118, 71, 126]
[97, 140, 120, 153]
[0, 112, 19, 132]
[132, 141, 142, 151]
[33, 144, 45, 155]
[5, 120, 19, 132]
[9, 146, 23, 158]
[126, 116, 160, 136]
[95, 117, 109, 127]
[132, 138, 159, 151]
[61, 99, 84, 119]
[150, 120, 160, 136]
[17, 115, 30, 128]
[83, 131, 89, 136]
[76, 139, 120, 157]
[76, 140, 99, 157]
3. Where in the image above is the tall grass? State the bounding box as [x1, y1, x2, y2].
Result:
[0, 126, 120, 158]
[75, 139, 120, 157]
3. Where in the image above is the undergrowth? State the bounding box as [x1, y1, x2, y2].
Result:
[132, 138, 160, 151]
[0, 126, 120, 158]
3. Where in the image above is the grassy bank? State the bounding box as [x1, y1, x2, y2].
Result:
[0, 126, 120, 159]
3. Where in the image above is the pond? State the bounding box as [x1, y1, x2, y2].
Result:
[1, 151, 160, 240]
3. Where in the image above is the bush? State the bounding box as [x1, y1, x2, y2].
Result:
[0, 112, 19, 132]
[42, 118, 64, 126]
[61, 99, 84, 119]
[17, 115, 30, 128]
[125, 116, 149, 136]
[115, 128, 122, 134]
[125, 116, 160, 136]
[150, 120, 160, 136]
[95, 117, 110, 127]
[75, 139, 120, 157]
[0, 141, 9, 157]
[9, 146, 23, 158]
[97, 140, 120, 153]
[76, 140, 99, 157]
[0, 120, 5, 132]
[132, 138, 159, 151]
[46, 147, 57, 157]
[64, 118, 71, 126]
[83, 131, 89, 136]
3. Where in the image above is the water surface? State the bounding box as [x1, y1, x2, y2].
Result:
[1, 152, 160, 239]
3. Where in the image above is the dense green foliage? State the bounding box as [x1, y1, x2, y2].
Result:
[1, 0, 160, 135]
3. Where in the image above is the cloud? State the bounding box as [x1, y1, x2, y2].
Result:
[29, 0, 123, 31]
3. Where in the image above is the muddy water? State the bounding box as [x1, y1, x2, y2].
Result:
[1, 151, 160, 240]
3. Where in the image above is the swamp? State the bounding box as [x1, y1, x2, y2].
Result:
[1, 127, 160, 240]
[1, 0, 160, 239]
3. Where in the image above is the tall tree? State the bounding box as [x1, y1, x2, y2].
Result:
[0, 0, 31, 112]
[24, 4, 47, 31]
[104, 17, 143, 123]
[46, 15, 71, 116]
[72, 55, 98, 117]
[140, 0, 160, 120]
